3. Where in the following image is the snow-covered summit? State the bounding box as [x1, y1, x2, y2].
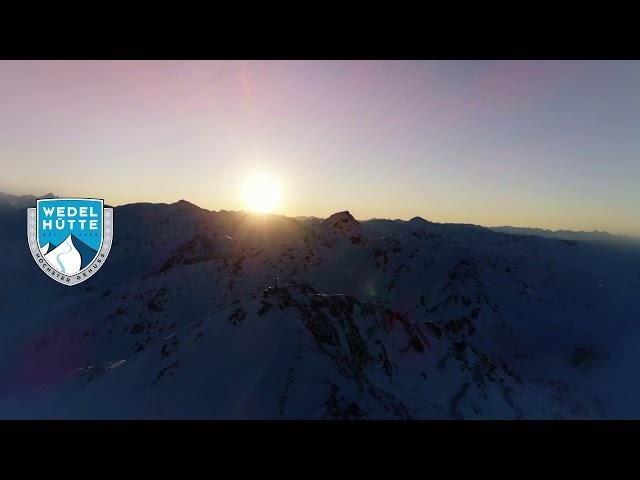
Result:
[320, 211, 361, 237]
[323, 210, 358, 226]
[44, 234, 82, 275]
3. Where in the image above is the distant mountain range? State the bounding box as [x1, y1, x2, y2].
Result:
[0, 192, 57, 211]
[490, 225, 638, 244]
[3, 192, 635, 243]
[1, 193, 639, 419]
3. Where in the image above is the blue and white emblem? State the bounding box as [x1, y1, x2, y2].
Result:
[27, 198, 113, 286]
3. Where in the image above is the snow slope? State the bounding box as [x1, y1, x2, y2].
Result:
[44, 235, 82, 274]
[0, 196, 639, 419]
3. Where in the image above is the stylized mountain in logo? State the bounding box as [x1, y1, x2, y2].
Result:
[43, 234, 98, 275]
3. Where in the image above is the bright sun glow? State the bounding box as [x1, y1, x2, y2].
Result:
[243, 173, 282, 213]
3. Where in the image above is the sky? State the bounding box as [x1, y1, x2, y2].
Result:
[1, 60, 639, 235]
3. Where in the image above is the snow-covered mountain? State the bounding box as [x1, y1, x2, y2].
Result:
[42, 234, 98, 274]
[1, 196, 639, 419]
[44, 235, 82, 275]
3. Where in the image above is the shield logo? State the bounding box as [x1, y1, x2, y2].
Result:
[27, 198, 113, 286]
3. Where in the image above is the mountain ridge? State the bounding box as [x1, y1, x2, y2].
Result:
[1, 194, 639, 418]
[4, 192, 637, 241]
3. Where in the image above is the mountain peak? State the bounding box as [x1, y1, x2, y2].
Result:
[409, 216, 431, 224]
[320, 211, 361, 238]
[172, 199, 203, 211]
[44, 234, 81, 274]
[324, 211, 358, 225]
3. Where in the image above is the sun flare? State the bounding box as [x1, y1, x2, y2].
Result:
[243, 173, 282, 213]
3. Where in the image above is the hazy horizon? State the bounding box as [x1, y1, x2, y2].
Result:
[4, 189, 637, 239]
[2, 60, 639, 236]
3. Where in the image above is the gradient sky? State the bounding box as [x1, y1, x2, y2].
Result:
[1, 60, 639, 235]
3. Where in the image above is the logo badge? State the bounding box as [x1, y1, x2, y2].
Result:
[27, 198, 113, 286]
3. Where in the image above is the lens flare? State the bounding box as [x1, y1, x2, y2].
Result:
[243, 173, 282, 213]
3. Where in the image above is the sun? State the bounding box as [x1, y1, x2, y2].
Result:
[243, 173, 282, 213]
